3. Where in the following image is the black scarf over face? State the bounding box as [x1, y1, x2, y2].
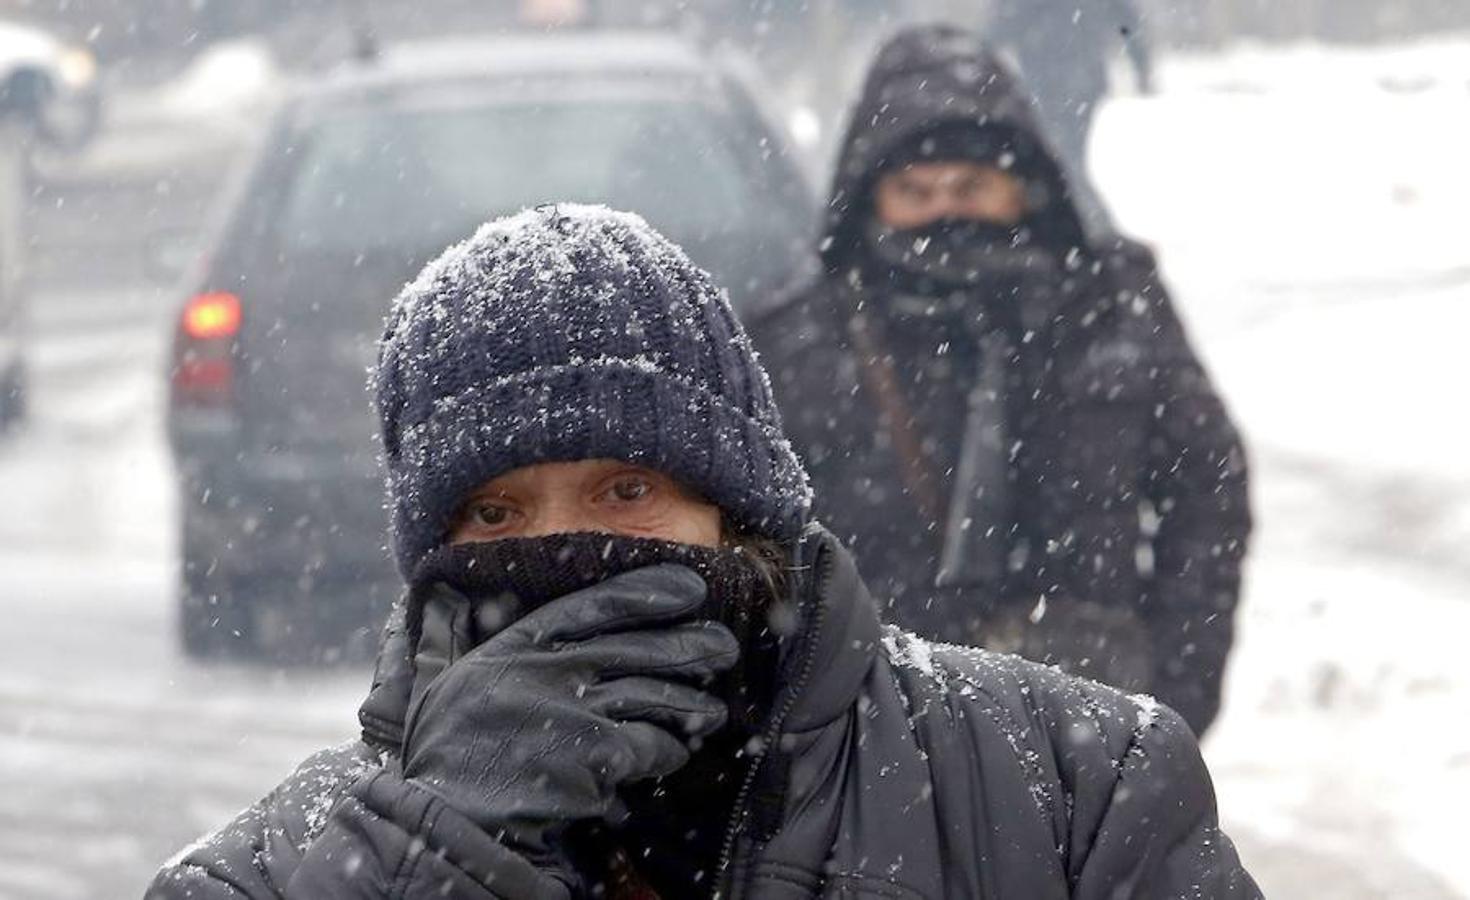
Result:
[405, 531, 784, 731]
[403, 532, 785, 896]
[861, 214, 1068, 304]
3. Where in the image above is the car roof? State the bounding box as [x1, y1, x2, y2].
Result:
[302, 30, 714, 100]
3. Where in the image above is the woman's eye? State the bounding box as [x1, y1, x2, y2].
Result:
[471, 504, 512, 527]
[610, 477, 653, 503]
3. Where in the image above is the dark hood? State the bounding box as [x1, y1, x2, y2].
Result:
[820, 24, 1103, 273]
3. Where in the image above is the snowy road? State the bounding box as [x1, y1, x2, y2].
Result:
[0, 284, 366, 898]
[1096, 39, 1470, 899]
[2, 37, 1469, 900]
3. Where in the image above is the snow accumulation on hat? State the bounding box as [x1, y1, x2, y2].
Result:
[372, 204, 811, 577]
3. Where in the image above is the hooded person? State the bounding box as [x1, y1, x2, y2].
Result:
[750, 26, 1251, 736]
[147, 205, 1258, 899]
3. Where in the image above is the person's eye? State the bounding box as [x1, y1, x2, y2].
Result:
[467, 503, 516, 530]
[603, 475, 654, 504]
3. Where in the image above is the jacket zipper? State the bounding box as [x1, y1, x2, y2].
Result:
[712, 536, 834, 898]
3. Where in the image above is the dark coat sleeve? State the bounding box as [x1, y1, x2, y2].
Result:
[917, 640, 1261, 899]
[145, 742, 566, 900]
[1040, 682, 1258, 900]
[1124, 244, 1252, 735]
[748, 287, 868, 545]
[1067, 697, 1260, 899]
[146, 742, 376, 899]
[748, 286, 837, 459]
[286, 770, 567, 899]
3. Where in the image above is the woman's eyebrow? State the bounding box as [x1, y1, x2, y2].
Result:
[466, 487, 514, 502]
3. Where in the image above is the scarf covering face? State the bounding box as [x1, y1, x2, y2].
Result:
[403, 532, 783, 732]
[403, 533, 784, 897]
[861, 215, 1068, 300]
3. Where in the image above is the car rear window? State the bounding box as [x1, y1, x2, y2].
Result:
[276, 91, 806, 270]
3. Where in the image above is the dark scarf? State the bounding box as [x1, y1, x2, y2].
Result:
[403, 532, 784, 898]
[860, 215, 1065, 307]
[844, 233, 1087, 603]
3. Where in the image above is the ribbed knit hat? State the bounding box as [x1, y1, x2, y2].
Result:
[373, 204, 811, 577]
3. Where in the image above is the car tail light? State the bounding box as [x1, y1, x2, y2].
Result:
[171, 292, 241, 407]
[181, 292, 241, 340]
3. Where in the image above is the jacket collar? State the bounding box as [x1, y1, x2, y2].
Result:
[358, 600, 414, 751]
[777, 525, 883, 733]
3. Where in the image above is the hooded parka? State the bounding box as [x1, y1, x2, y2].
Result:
[749, 27, 1250, 735]
[147, 526, 1259, 900]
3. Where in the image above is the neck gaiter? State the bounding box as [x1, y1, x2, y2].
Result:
[404, 531, 783, 732]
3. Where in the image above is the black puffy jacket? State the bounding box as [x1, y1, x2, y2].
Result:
[750, 27, 1251, 734]
[148, 528, 1259, 899]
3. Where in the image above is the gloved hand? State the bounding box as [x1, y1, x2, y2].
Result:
[399, 563, 738, 889]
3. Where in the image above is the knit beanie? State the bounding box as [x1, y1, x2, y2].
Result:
[373, 204, 811, 577]
[876, 121, 1046, 179]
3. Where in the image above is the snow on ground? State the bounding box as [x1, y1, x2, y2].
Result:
[0, 287, 364, 899]
[1095, 34, 1470, 898]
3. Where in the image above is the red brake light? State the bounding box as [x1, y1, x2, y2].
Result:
[173, 358, 233, 389]
[173, 292, 240, 408]
[182, 292, 242, 340]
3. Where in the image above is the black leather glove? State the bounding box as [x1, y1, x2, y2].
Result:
[400, 563, 738, 890]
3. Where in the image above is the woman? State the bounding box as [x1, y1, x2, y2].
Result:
[148, 205, 1259, 898]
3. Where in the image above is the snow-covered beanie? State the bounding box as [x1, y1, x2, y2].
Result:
[373, 204, 811, 578]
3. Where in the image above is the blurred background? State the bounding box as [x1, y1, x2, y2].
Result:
[0, 1, 1466, 897]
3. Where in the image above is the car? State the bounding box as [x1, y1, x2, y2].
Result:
[0, 18, 102, 154]
[0, 19, 102, 429]
[163, 30, 816, 660]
